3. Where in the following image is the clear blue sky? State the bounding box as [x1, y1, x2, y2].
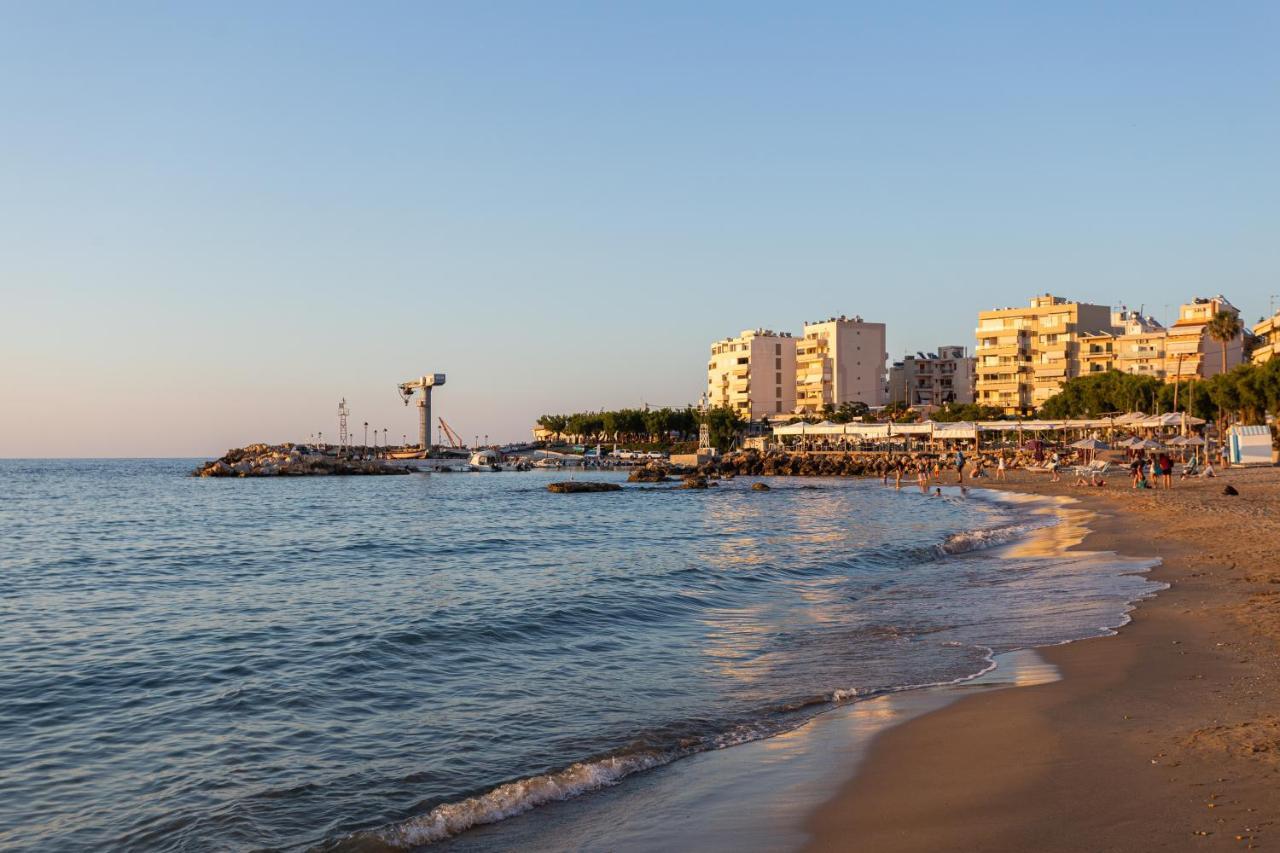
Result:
[2, 2, 1277, 456]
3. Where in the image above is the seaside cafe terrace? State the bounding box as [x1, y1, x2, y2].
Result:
[768, 413, 1208, 456]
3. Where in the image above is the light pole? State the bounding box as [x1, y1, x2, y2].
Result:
[363, 422, 368, 455]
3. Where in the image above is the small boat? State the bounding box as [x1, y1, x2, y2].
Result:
[468, 449, 503, 472]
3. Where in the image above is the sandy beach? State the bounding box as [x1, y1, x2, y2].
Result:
[806, 465, 1280, 851]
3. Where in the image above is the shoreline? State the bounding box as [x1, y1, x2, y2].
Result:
[427, 480, 1159, 850]
[804, 467, 1280, 851]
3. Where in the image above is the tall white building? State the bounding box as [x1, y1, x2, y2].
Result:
[795, 316, 887, 413]
[707, 329, 797, 420]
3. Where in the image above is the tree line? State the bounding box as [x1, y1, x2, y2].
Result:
[1040, 358, 1280, 425]
[536, 406, 751, 452]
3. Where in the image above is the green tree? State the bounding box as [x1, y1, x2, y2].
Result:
[932, 402, 1006, 422]
[1039, 371, 1162, 418]
[702, 406, 746, 452]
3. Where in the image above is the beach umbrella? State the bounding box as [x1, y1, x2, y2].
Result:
[1165, 436, 1187, 446]
[1134, 438, 1163, 450]
[1181, 435, 1205, 446]
[1069, 437, 1109, 450]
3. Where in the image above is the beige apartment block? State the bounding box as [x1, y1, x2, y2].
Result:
[1253, 310, 1280, 366]
[1079, 309, 1168, 380]
[975, 294, 1113, 415]
[887, 346, 976, 406]
[707, 329, 797, 420]
[794, 316, 887, 413]
[1165, 296, 1244, 381]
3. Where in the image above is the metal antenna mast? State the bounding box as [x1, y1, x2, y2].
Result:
[337, 398, 351, 451]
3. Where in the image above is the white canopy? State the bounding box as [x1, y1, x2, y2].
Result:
[1138, 412, 1206, 427]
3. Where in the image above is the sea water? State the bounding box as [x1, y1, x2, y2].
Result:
[0, 460, 1159, 851]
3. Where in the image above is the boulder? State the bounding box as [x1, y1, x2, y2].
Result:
[751, 482, 771, 491]
[547, 481, 623, 493]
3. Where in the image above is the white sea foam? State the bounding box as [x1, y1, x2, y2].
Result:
[936, 519, 1054, 556]
[375, 751, 669, 848]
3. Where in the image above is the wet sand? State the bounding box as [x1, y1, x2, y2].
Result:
[806, 466, 1280, 851]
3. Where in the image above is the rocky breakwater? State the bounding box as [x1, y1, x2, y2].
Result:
[193, 444, 410, 477]
[699, 449, 891, 478]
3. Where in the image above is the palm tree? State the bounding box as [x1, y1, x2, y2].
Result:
[1206, 310, 1242, 376]
[1206, 310, 1243, 451]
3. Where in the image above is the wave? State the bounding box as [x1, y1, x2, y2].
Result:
[339, 647, 1003, 850]
[934, 518, 1055, 556]
[370, 750, 669, 848]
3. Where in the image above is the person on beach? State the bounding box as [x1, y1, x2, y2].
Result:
[954, 450, 966, 484]
[917, 461, 929, 493]
[894, 458, 903, 490]
[1130, 453, 1144, 489]
[996, 453, 1007, 481]
[1158, 452, 1174, 489]
[1049, 451, 1062, 482]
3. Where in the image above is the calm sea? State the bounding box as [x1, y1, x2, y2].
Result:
[0, 460, 1159, 851]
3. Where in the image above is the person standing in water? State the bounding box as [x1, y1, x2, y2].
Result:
[954, 449, 966, 484]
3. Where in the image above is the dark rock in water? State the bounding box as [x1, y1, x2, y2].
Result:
[628, 463, 670, 483]
[681, 475, 709, 490]
[751, 482, 771, 491]
[547, 481, 622, 493]
[1223, 484, 1239, 496]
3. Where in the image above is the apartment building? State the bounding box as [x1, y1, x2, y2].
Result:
[1079, 310, 1167, 379]
[706, 329, 797, 420]
[794, 315, 887, 413]
[1165, 296, 1244, 381]
[1253, 309, 1280, 366]
[975, 294, 1113, 415]
[887, 346, 976, 406]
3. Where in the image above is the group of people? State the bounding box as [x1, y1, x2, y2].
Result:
[876, 449, 1004, 494]
[1127, 450, 1215, 489]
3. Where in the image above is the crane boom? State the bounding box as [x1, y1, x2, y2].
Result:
[437, 417, 464, 449]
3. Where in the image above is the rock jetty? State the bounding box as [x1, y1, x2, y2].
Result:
[547, 481, 622, 493]
[193, 444, 410, 477]
[697, 450, 892, 479]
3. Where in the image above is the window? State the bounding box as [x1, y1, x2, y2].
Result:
[737, 357, 748, 365]
[775, 387, 782, 398]
[775, 401, 782, 413]
[775, 343, 781, 355]
[775, 372, 782, 384]
[775, 357, 782, 369]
